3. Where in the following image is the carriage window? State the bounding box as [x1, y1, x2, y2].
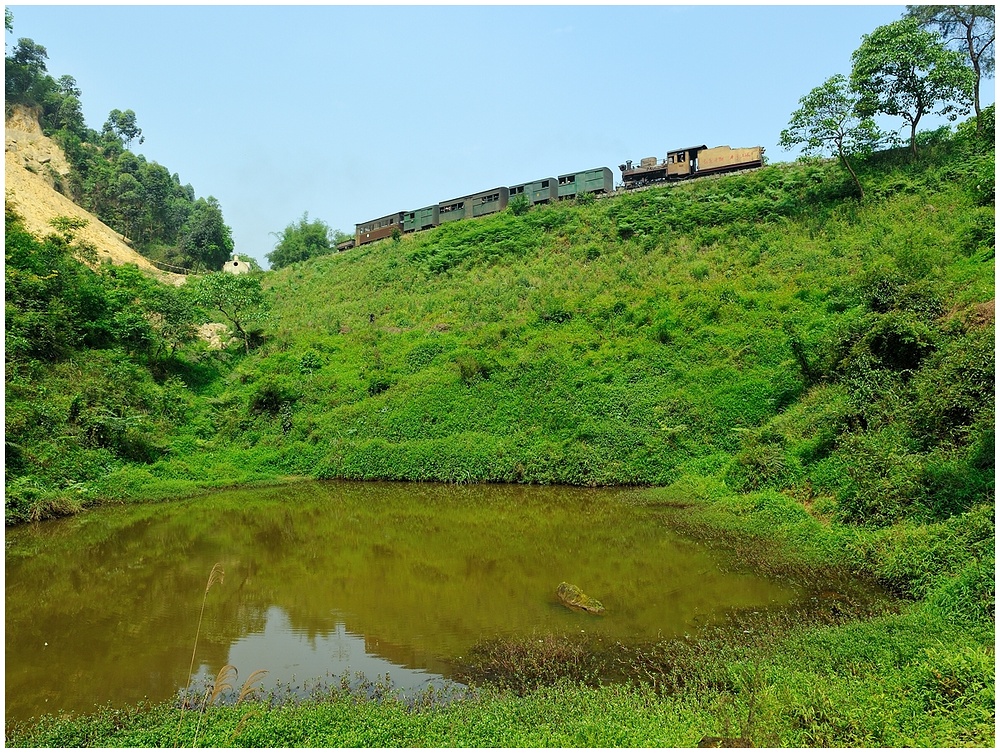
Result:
[541, 180, 549, 188]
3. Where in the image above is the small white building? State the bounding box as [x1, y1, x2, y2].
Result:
[223, 254, 251, 275]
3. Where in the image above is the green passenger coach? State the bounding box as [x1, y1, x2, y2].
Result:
[509, 177, 558, 206]
[404, 205, 439, 233]
[556, 167, 614, 200]
[437, 187, 510, 223]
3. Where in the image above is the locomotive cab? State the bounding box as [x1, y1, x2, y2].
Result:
[665, 145, 706, 179]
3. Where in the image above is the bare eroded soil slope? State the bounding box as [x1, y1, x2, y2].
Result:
[5, 105, 183, 285]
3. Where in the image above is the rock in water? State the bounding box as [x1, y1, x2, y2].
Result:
[556, 582, 605, 615]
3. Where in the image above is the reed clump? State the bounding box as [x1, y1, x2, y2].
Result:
[173, 563, 269, 747]
[457, 632, 610, 695]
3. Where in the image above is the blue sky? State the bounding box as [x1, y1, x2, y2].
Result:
[6, 4, 994, 268]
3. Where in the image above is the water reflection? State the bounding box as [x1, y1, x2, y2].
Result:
[217, 606, 454, 699]
[6, 482, 799, 722]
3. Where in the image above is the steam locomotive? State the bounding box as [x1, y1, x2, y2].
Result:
[619, 143, 764, 186]
[343, 144, 763, 249]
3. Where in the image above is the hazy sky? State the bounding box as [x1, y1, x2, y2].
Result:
[6, 4, 994, 267]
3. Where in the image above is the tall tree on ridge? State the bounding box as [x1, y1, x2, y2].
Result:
[851, 18, 976, 158]
[905, 5, 995, 134]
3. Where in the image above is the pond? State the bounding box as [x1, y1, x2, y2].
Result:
[7, 482, 807, 722]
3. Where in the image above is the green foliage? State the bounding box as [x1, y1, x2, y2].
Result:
[908, 326, 994, 446]
[779, 74, 886, 199]
[905, 5, 995, 131]
[4, 205, 210, 522]
[508, 194, 530, 216]
[407, 214, 545, 274]
[101, 107, 142, 148]
[267, 212, 343, 270]
[177, 196, 234, 271]
[187, 272, 269, 354]
[454, 352, 491, 384]
[5, 211, 111, 361]
[851, 19, 976, 156]
[48, 214, 88, 236]
[726, 430, 794, 493]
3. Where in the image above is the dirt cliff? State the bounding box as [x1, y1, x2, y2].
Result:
[4, 105, 183, 285]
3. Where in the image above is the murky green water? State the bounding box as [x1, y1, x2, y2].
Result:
[6, 482, 801, 722]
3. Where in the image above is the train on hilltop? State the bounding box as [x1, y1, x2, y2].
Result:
[340, 143, 763, 250]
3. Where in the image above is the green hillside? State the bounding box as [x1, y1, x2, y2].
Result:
[5, 118, 995, 746]
[104, 128, 993, 515]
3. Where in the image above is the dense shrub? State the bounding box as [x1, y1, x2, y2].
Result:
[4, 206, 212, 522]
[726, 433, 794, 492]
[908, 327, 994, 446]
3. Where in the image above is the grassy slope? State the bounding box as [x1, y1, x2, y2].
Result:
[106, 139, 992, 502]
[6, 133, 995, 746]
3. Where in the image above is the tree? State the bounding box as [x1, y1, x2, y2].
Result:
[187, 273, 269, 354]
[5, 37, 50, 102]
[267, 212, 340, 270]
[905, 5, 995, 134]
[102, 108, 144, 149]
[56, 74, 80, 98]
[779, 74, 886, 200]
[113, 172, 145, 243]
[54, 94, 86, 138]
[100, 264, 198, 364]
[137, 161, 175, 244]
[179, 197, 234, 271]
[851, 19, 976, 158]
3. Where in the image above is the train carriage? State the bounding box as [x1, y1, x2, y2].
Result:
[355, 211, 405, 246]
[557, 167, 614, 200]
[509, 177, 558, 206]
[438, 186, 510, 223]
[404, 205, 439, 233]
[472, 187, 509, 217]
[437, 197, 467, 224]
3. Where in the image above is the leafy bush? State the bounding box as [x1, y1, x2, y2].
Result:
[726, 433, 794, 492]
[508, 195, 530, 216]
[908, 327, 994, 446]
[455, 353, 491, 385]
[249, 379, 299, 416]
[836, 429, 923, 526]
